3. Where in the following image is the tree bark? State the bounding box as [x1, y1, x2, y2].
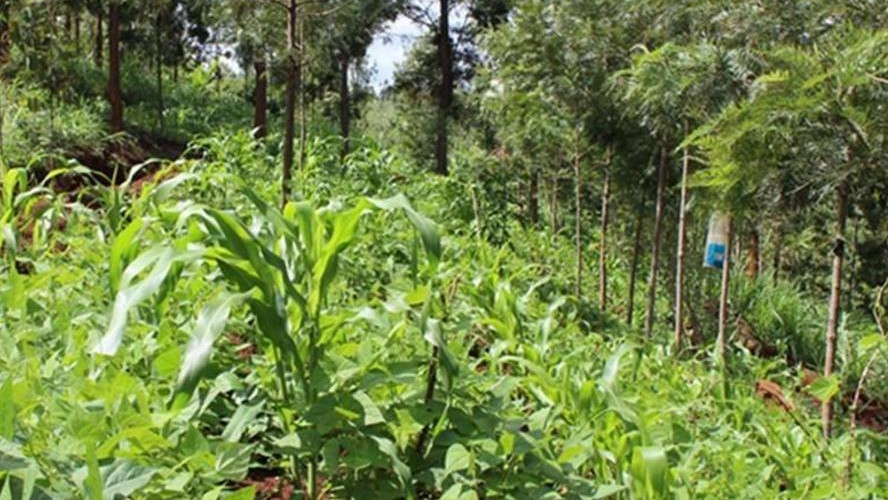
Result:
[108, 0, 123, 133]
[253, 58, 268, 139]
[823, 180, 849, 440]
[339, 55, 350, 166]
[627, 205, 644, 327]
[95, 5, 103, 67]
[0, 0, 8, 70]
[434, 0, 452, 175]
[673, 148, 690, 352]
[574, 135, 583, 300]
[528, 167, 539, 225]
[745, 229, 760, 278]
[0, 0, 9, 156]
[644, 147, 668, 337]
[282, 0, 298, 205]
[717, 216, 734, 362]
[598, 148, 612, 310]
[74, 11, 81, 49]
[154, 11, 164, 132]
[298, 12, 307, 169]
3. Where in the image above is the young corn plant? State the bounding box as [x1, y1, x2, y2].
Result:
[92, 185, 441, 499]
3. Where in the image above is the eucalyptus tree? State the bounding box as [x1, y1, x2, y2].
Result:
[690, 27, 888, 437]
[395, 0, 511, 174]
[614, 41, 744, 346]
[483, 0, 613, 300]
[321, 0, 404, 164]
[214, 0, 282, 139]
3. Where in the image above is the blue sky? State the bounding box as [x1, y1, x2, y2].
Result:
[366, 15, 422, 91]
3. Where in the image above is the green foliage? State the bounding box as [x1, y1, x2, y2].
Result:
[2, 135, 887, 498]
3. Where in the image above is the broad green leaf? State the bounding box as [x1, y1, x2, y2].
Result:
[593, 484, 627, 499]
[445, 443, 472, 477]
[0, 439, 29, 471]
[177, 292, 251, 396]
[94, 247, 176, 356]
[601, 343, 633, 391]
[95, 247, 203, 356]
[353, 391, 385, 426]
[368, 194, 442, 267]
[164, 471, 193, 492]
[370, 436, 412, 489]
[109, 218, 145, 294]
[222, 403, 265, 443]
[201, 486, 224, 500]
[100, 461, 155, 499]
[632, 446, 669, 498]
[808, 375, 840, 402]
[224, 486, 255, 500]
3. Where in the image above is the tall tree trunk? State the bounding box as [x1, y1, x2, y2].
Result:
[298, 13, 307, 169]
[772, 224, 783, 280]
[339, 55, 350, 166]
[74, 12, 81, 50]
[154, 12, 163, 132]
[108, 0, 123, 133]
[673, 148, 690, 351]
[0, 0, 9, 156]
[282, 0, 298, 205]
[528, 167, 539, 225]
[823, 180, 849, 440]
[434, 0, 452, 175]
[627, 205, 644, 326]
[745, 229, 760, 278]
[717, 216, 734, 362]
[574, 135, 583, 300]
[848, 220, 860, 311]
[599, 148, 612, 310]
[644, 147, 668, 337]
[253, 58, 268, 139]
[95, 6, 103, 67]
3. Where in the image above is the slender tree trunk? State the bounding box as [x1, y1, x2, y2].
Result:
[154, 12, 163, 132]
[434, 0, 452, 175]
[848, 220, 860, 310]
[95, 6, 103, 67]
[717, 216, 734, 362]
[644, 147, 668, 337]
[574, 136, 583, 300]
[298, 13, 307, 169]
[0, 0, 9, 156]
[627, 205, 644, 326]
[108, 0, 123, 133]
[772, 223, 783, 280]
[74, 12, 81, 50]
[282, 0, 298, 205]
[599, 148, 612, 310]
[823, 180, 849, 440]
[674, 148, 690, 351]
[745, 228, 760, 278]
[339, 55, 350, 166]
[528, 168, 539, 225]
[253, 58, 268, 139]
